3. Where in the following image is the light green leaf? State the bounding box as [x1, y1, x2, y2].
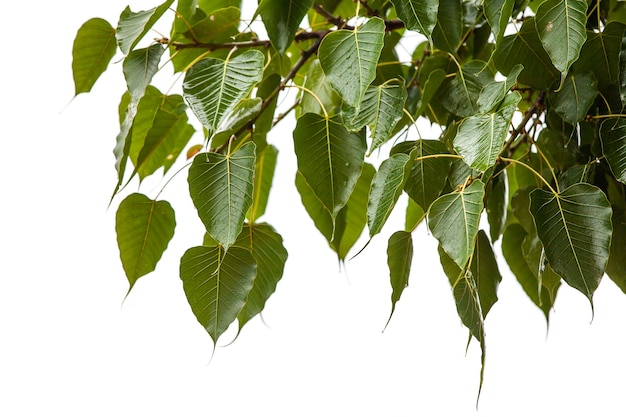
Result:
[72, 18, 117, 95]
[183, 50, 265, 137]
[211, 98, 263, 149]
[548, 72, 598, 124]
[534, 0, 587, 87]
[385, 231, 413, 328]
[115, 193, 176, 291]
[293, 113, 367, 220]
[429, 180, 485, 268]
[186, 7, 240, 43]
[116, 0, 175, 55]
[318, 17, 385, 108]
[259, 0, 312, 54]
[484, 0, 515, 43]
[454, 92, 521, 172]
[405, 197, 425, 231]
[431, 0, 462, 54]
[530, 183, 612, 304]
[342, 82, 407, 155]
[248, 144, 278, 223]
[299, 59, 341, 117]
[368, 153, 412, 238]
[180, 246, 257, 344]
[188, 142, 256, 249]
[600, 118, 626, 184]
[391, 0, 439, 43]
[234, 223, 288, 330]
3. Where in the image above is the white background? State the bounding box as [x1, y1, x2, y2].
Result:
[2, 1, 626, 415]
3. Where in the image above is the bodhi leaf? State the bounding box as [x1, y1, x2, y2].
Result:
[534, 0, 587, 87]
[390, 0, 439, 43]
[180, 246, 257, 344]
[258, 0, 313, 54]
[299, 59, 341, 117]
[484, 0, 515, 43]
[72, 18, 117, 96]
[486, 169, 507, 242]
[318, 17, 385, 108]
[548, 72, 598, 125]
[431, 0, 462, 55]
[367, 153, 412, 238]
[429, 180, 485, 268]
[477, 64, 523, 113]
[405, 197, 425, 231]
[342, 82, 407, 155]
[293, 113, 367, 220]
[115, 193, 176, 291]
[415, 68, 446, 117]
[211, 98, 263, 149]
[185, 7, 240, 44]
[116, 0, 175, 55]
[248, 145, 278, 223]
[188, 142, 256, 249]
[607, 208, 626, 293]
[183, 50, 264, 137]
[454, 92, 521, 172]
[599, 119, 626, 184]
[385, 230, 413, 328]
[530, 183, 612, 305]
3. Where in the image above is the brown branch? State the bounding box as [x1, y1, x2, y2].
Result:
[501, 91, 546, 158]
[171, 39, 272, 51]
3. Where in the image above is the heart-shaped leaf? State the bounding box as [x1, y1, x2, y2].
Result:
[385, 230, 413, 328]
[72, 18, 117, 95]
[248, 145, 278, 223]
[188, 142, 256, 249]
[484, 0, 515, 43]
[600, 118, 626, 184]
[116, 0, 174, 55]
[431, 0, 462, 55]
[390, 0, 439, 43]
[258, 0, 312, 54]
[548, 72, 598, 124]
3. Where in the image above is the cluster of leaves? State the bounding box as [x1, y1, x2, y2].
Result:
[73, 0, 626, 393]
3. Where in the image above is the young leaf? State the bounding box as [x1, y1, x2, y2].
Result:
[183, 50, 265, 137]
[318, 17, 385, 108]
[188, 142, 256, 249]
[116, 0, 175, 55]
[180, 246, 257, 344]
[385, 231, 413, 328]
[534, 0, 587, 87]
[390, 0, 439, 43]
[429, 180, 485, 268]
[530, 184, 612, 305]
[72, 18, 117, 96]
[548, 72, 598, 125]
[115, 193, 176, 291]
[600, 118, 626, 184]
[258, 0, 313, 54]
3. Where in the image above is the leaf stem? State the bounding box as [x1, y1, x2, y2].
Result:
[500, 157, 557, 194]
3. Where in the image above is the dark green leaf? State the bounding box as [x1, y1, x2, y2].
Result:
[607, 208, 626, 293]
[600, 118, 626, 184]
[385, 231, 413, 327]
[391, 0, 439, 43]
[211, 98, 263, 148]
[298, 59, 342, 117]
[405, 197, 425, 231]
[248, 145, 278, 223]
[477, 64, 523, 113]
[259, 0, 312, 54]
[486, 170, 507, 242]
[431, 0, 462, 54]
[116, 0, 175, 55]
[438, 61, 494, 118]
[548, 72, 597, 124]
[186, 7, 240, 43]
[72, 18, 117, 95]
[484, 0, 515, 43]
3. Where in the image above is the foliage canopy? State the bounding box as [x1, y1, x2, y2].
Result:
[73, 0, 626, 397]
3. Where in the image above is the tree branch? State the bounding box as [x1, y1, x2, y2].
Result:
[171, 39, 272, 51]
[501, 91, 546, 158]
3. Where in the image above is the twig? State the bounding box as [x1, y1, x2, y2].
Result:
[501, 91, 546, 157]
[171, 39, 272, 51]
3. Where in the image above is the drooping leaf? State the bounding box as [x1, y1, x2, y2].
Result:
[431, 0, 462, 55]
[548, 72, 598, 125]
[438, 61, 494, 118]
[607, 208, 626, 293]
[211, 98, 263, 149]
[180, 245, 257, 344]
[116, 0, 175, 55]
[368, 153, 412, 238]
[415, 68, 446, 117]
[183, 50, 265, 137]
[185, 7, 240, 43]
[343, 82, 407, 155]
[188, 142, 256, 249]
[318, 17, 385, 108]
[454, 92, 521, 172]
[484, 0, 515, 43]
[600, 118, 626, 184]
[486, 169, 507, 242]
[248, 145, 278, 223]
[429, 180, 485, 268]
[530, 183, 612, 305]
[234, 223, 288, 330]
[258, 0, 313, 54]
[115, 193, 176, 291]
[293, 113, 367, 220]
[391, 140, 452, 211]
[477, 64, 523, 113]
[390, 0, 439, 43]
[72, 18, 117, 95]
[534, 0, 587, 87]
[385, 231, 413, 327]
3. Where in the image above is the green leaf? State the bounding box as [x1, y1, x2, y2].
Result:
[454, 92, 521, 172]
[493, 18, 559, 90]
[600, 118, 626, 184]
[293, 113, 367, 220]
[248, 144, 278, 223]
[607, 208, 626, 293]
[116, 0, 175, 55]
[534, 0, 587, 87]
[367, 153, 412, 238]
[476, 64, 523, 113]
[548, 72, 598, 124]
[438, 61, 494, 118]
[183, 50, 265, 137]
[415, 68, 446, 117]
[486, 169, 507, 242]
[405, 197, 425, 231]
[530, 184, 612, 305]
[484, 0, 515, 43]
[429, 180, 485, 268]
[211, 98, 263, 149]
[318, 17, 385, 108]
[342, 82, 407, 155]
[390, 0, 439, 43]
[298, 59, 341, 117]
[259, 0, 312, 54]
[234, 223, 288, 330]
[391, 140, 452, 211]
[115, 193, 176, 291]
[385, 231, 413, 327]
[180, 246, 257, 344]
[188, 142, 256, 249]
[72, 18, 117, 95]
[431, 0, 462, 55]
[185, 7, 240, 43]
